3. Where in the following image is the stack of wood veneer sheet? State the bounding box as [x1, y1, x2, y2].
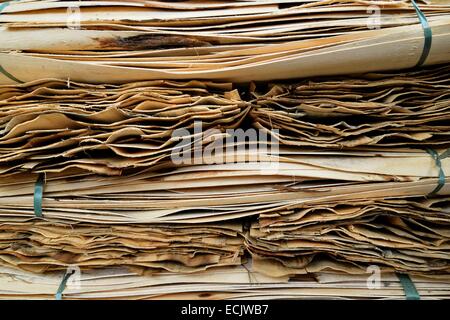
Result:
[0, 79, 250, 175]
[0, 0, 449, 300]
[1, 265, 450, 299]
[0, 0, 450, 83]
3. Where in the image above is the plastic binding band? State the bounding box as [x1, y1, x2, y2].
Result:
[0, 2, 10, 12]
[0, 1, 24, 84]
[34, 173, 45, 218]
[426, 148, 449, 196]
[0, 65, 24, 84]
[56, 270, 75, 300]
[397, 273, 420, 300]
[411, 0, 432, 67]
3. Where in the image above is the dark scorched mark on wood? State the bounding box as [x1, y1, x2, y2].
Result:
[96, 34, 213, 50]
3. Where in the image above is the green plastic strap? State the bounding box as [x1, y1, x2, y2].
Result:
[0, 2, 10, 12]
[34, 173, 45, 218]
[0, 1, 24, 84]
[426, 148, 449, 196]
[0, 1, 22, 13]
[411, 0, 432, 67]
[397, 273, 420, 300]
[56, 270, 75, 300]
[0, 65, 24, 84]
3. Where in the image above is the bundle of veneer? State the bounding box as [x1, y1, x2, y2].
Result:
[0, 0, 449, 83]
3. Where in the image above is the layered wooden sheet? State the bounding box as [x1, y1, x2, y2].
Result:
[250, 64, 450, 148]
[0, 148, 449, 224]
[0, 38, 449, 297]
[1, 264, 450, 299]
[248, 196, 450, 277]
[1, 194, 449, 278]
[0, 79, 249, 175]
[0, 221, 244, 273]
[0, 0, 449, 83]
[0, 65, 449, 176]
